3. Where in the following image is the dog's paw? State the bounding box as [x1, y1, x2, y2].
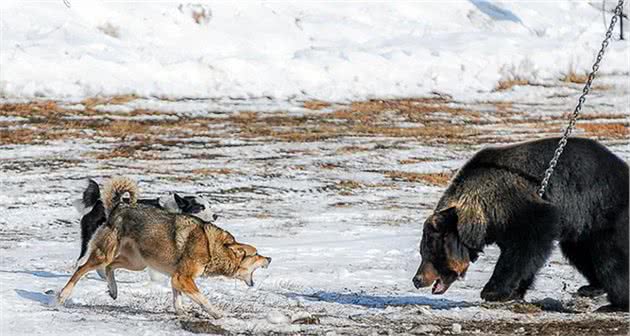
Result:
[206, 308, 223, 319]
[56, 291, 69, 306]
[108, 287, 117, 300]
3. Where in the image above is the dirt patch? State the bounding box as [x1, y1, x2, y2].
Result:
[179, 319, 227, 334]
[450, 318, 628, 336]
[81, 95, 137, 110]
[384, 171, 452, 186]
[579, 123, 628, 139]
[1, 97, 626, 147]
[191, 168, 237, 175]
[495, 79, 531, 91]
[561, 71, 589, 84]
[303, 100, 332, 110]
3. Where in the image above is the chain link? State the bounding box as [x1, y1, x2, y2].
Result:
[538, 0, 625, 197]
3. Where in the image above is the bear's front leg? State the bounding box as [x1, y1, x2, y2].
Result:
[481, 239, 553, 302]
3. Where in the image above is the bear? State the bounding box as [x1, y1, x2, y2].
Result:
[412, 137, 628, 312]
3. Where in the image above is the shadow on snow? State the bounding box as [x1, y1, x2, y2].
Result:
[15, 289, 53, 305]
[286, 291, 471, 309]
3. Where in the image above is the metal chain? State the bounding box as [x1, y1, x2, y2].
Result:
[538, 0, 625, 197]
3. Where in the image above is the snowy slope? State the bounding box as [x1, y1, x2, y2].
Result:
[1, 1, 628, 101]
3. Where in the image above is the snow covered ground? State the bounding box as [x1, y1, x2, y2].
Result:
[1, 76, 629, 334]
[1, 1, 629, 335]
[1, 1, 628, 101]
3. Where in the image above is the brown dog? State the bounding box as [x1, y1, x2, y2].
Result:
[58, 177, 271, 318]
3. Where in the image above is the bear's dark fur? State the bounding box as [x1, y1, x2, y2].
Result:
[413, 137, 628, 311]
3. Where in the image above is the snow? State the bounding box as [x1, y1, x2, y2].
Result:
[1, 1, 628, 101]
[1, 1, 629, 335]
[1, 86, 628, 333]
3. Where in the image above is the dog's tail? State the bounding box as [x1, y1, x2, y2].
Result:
[102, 176, 138, 216]
[73, 179, 101, 216]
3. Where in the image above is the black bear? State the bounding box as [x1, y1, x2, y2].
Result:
[412, 137, 628, 311]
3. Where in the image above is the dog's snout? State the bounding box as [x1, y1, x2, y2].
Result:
[266, 257, 272, 264]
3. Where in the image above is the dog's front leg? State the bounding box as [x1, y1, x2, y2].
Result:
[172, 286, 184, 315]
[58, 254, 107, 304]
[105, 266, 118, 300]
[171, 274, 223, 319]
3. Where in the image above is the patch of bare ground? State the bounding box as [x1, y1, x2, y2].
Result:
[336, 145, 371, 154]
[81, 94, 137, 109]
[2, 97, 626, 147]
[580, 113, 628, 120]
[495, 78, 531, 91]
[303, 100, 332, 110]
[579, 123, 628, 139]
[384, 171, 452, 186]
[398, 158, 438, 164]
[561, 70, 589, 84]
[191, 168, 237, 175]
[457, 318, 627, 336]
[226, 98, 486, 144]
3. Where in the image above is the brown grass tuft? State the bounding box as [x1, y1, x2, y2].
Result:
[579, 123, 628, 139]
[561, 71, 588, 84]
[495, 79, 530, 91]
[81, 95, 137, 110]
[336, 180, 363, 190]
[98, 120, 151, 138]
[303, 100, 332, 110]
[398, 158, 434, 165]
[191, 168, 236, 175]
[384, 171, 452, 186]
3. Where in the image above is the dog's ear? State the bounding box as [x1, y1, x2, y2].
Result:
[83, 179, 101, 205]
[431, 207, 458, 233]
[227, 243, 257, 257]
[173, 193, 189, 210]
[219, 230, 236, 244]
[227, 244, 246, 259]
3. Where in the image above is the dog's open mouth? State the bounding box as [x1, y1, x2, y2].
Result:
[431, 279, 450, 295]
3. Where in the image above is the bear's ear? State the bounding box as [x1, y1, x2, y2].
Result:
[431, 207, 458, 233]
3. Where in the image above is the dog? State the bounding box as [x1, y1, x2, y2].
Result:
[412, 137, 628, 312]
[59, 177, 271, 318]
[74, 179, 217, 264]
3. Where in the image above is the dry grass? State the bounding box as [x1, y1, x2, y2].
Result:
[579, 113, 627, 121]
[0, 101, 70, 119]
[317, 162, 342, 169]
[191, 168, 236, 175]
[2, 97, 625, 149]
[398, 158, 435, 165]
[87, 142, 165, 160]
[495, 79, 531, 91]
[579, 123, 628, 139]
[303, 100, 332, 110]
[336, 180, 364, 190]
[384, 171, 452, 186]
[98, 120, 151, 138]
[561, 70, 589, 84]
[336, 145, 371, 154]
[82, 95, 137, 109]
[0, 98, 491, 146]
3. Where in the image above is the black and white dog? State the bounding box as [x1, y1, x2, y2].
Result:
[74, 179, 217, 265]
